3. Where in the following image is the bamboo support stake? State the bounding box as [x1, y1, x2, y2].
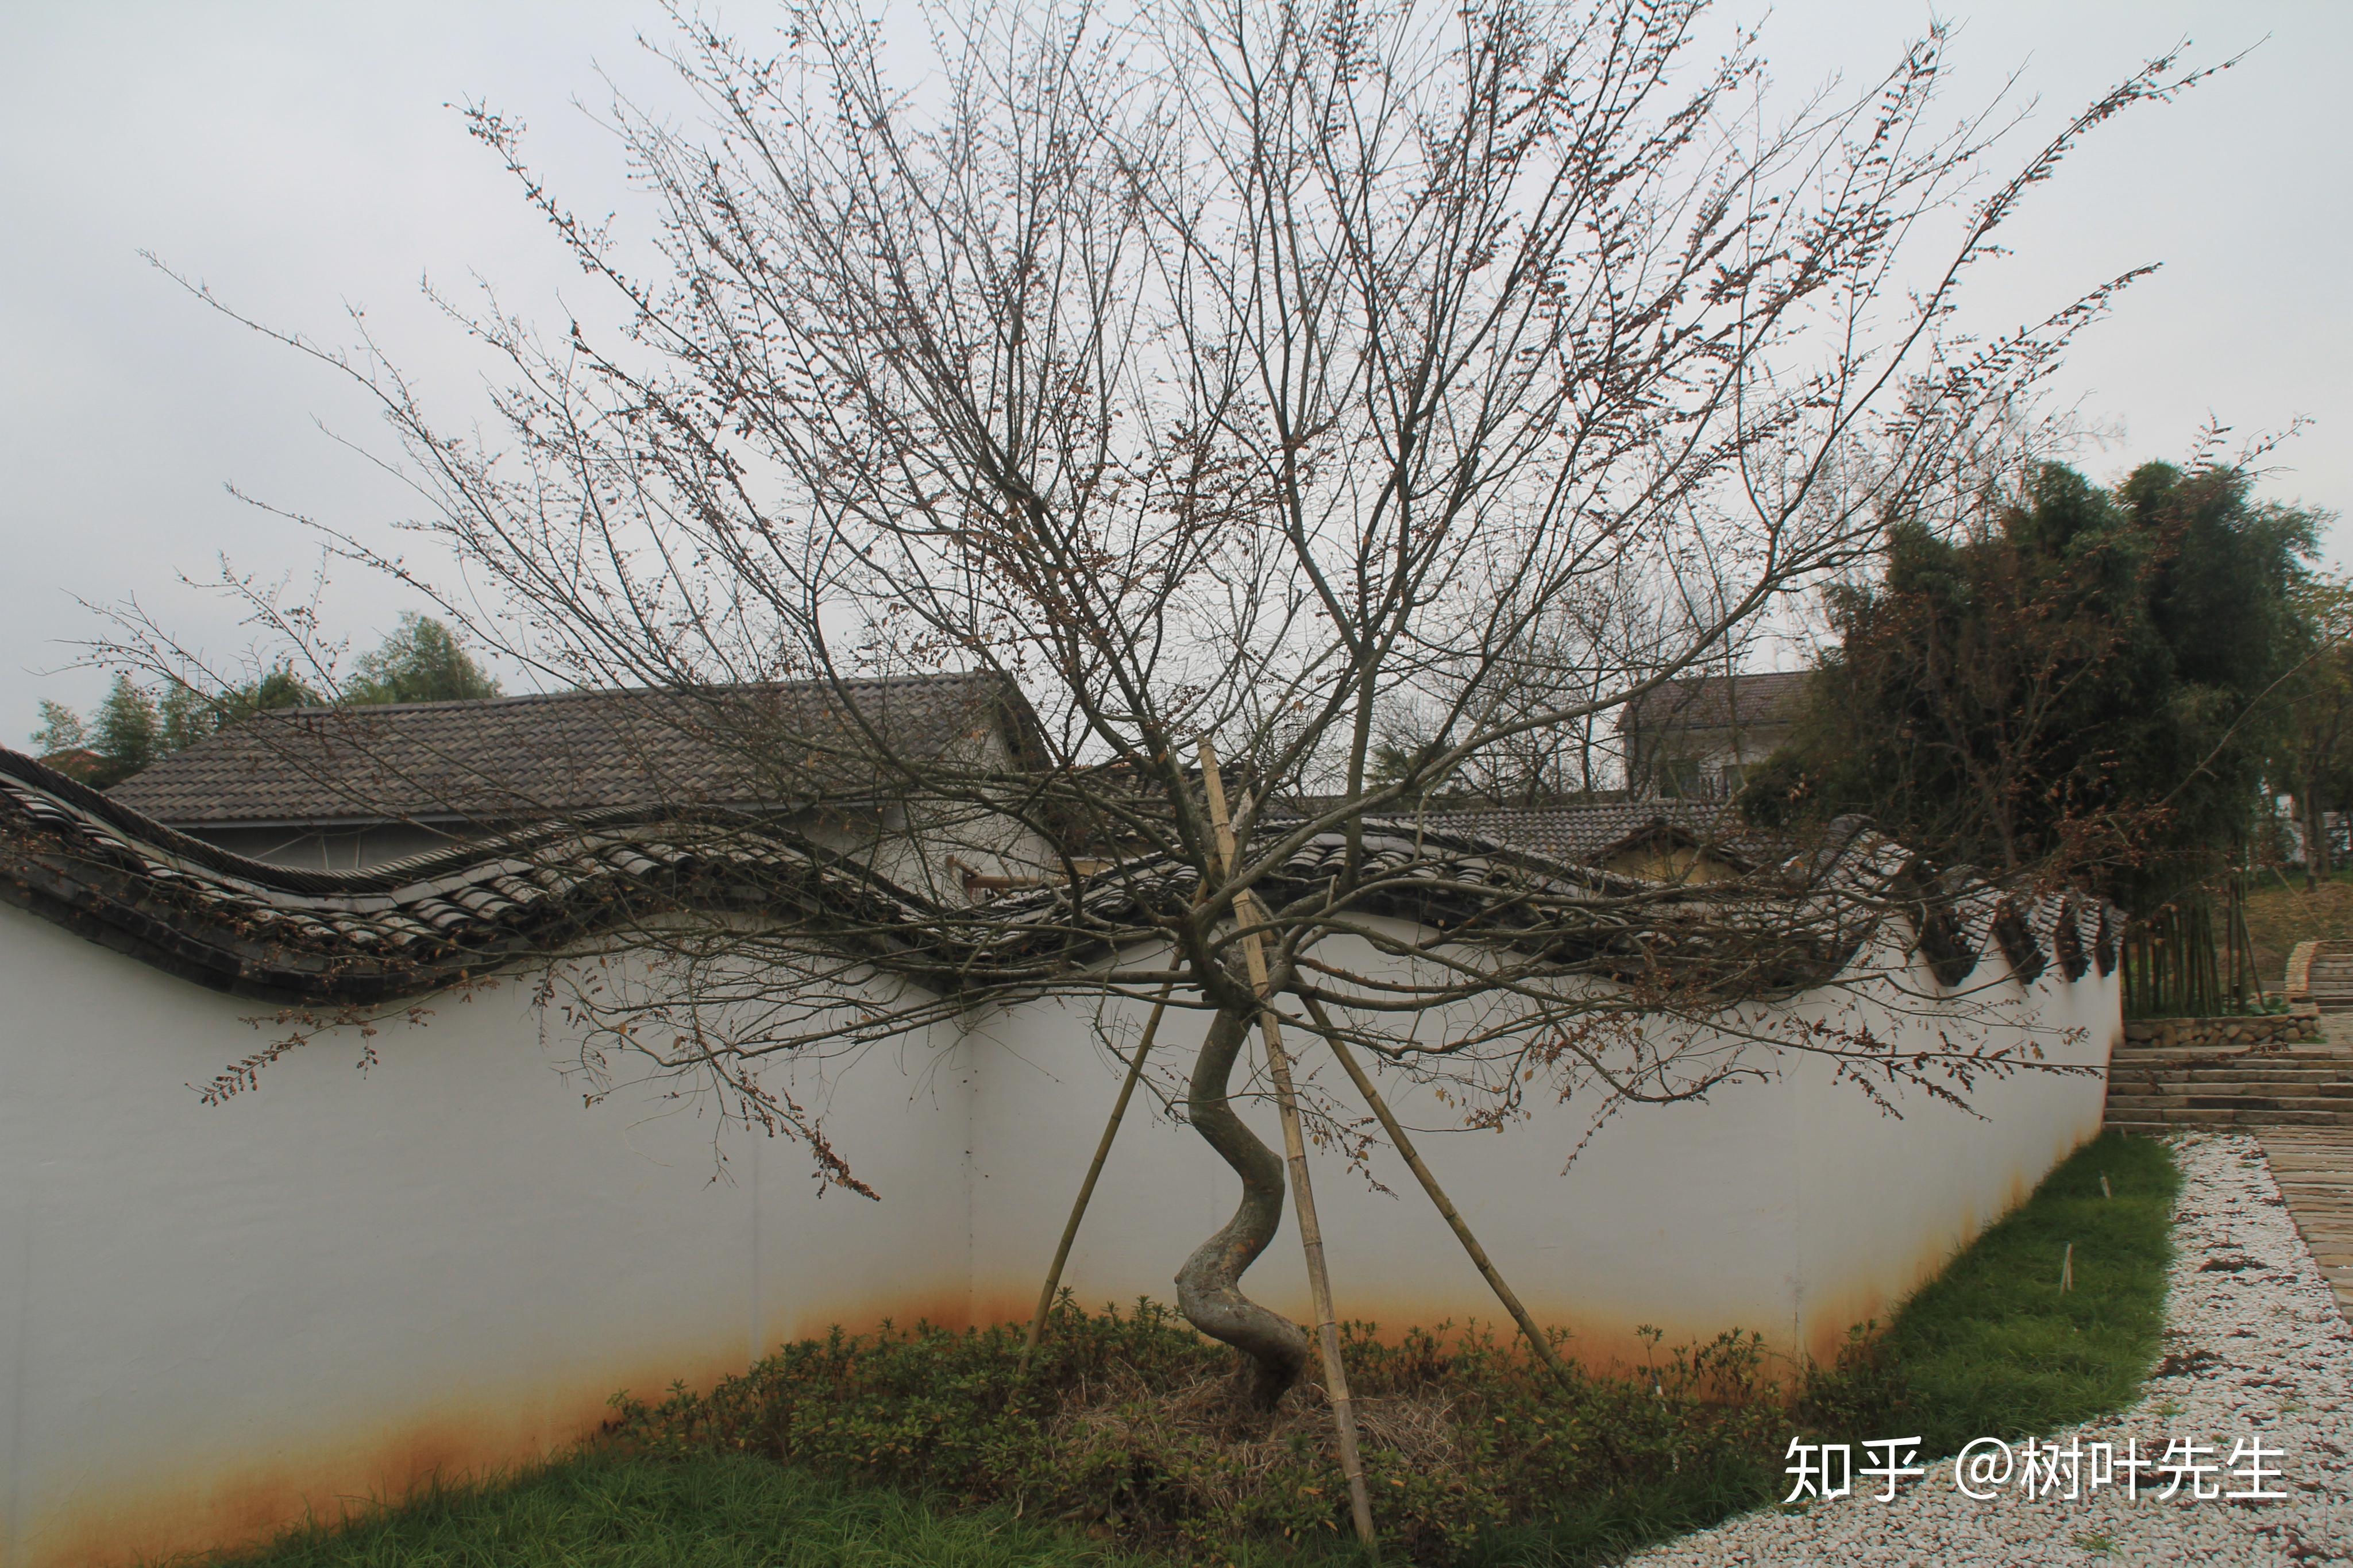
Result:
[1299, 991, 1574, 1387]
[1022, 983, 1175, 1365]
[1197, 739, 1377, 1556]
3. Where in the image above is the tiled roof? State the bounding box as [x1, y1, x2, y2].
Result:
[1076, 785, 1780, 873]
[1351, 798, 1773, 868]
[1619, 670, 1812, 735]
[107, 673, 1040, 828]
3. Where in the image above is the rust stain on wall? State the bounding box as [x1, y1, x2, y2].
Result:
[783, 1283, 998, 1342]
[1798, 1123, 2100, 1366]
[16, 1335, 757, 1568]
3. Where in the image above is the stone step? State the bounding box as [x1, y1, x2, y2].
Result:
[2101, 1105, 2353, 1128]
[2117, 1030, 2331, 1044]
[2107, 1064, 2353, 1080]
[2108, 1091, 2353, 1114]
[2105, 1080, 2353, 1097]
[2109, 1049, 2343, 1068]
[2114, 1038, 2347, 1053]
[2113, 1040, 2344, 1056]
[2112, 1113, 2352, 1126]
[2108, 1086, 2353, 1100]
[2256, 1130, 2353, 1149]
[2103, 1094, 2353, 1114]
[2108, 1072, 2353, 1086]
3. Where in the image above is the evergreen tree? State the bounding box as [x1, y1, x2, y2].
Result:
[88, 675, 163, 789]
[1747, 461, 2321, 911]
[2266, 576, 2353, 885]
[29, 667, 323, 788]
[23, 615, 491, 789]
[30, 701, 88, 758]
[345, 614, 500, 705]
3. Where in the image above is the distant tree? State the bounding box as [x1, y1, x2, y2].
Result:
[37, 669, 325, 789]
[87, 675, 165, 788]
[29, 700, 89, 758]
[28, 616, 492, 787]
[205, 666, 327, 729]
[345, 613, 501, 705]
[1748, 460, 2323, 910]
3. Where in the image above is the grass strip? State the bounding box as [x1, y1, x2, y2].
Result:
[195, 1450, 1148, 1567]
[1472, 1130, 2183, 1566]
[1856, 1127, 2180, 1458]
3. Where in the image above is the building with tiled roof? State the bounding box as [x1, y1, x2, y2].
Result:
[106, 673, 1044, 869]
[1617, 670, 1812, 799]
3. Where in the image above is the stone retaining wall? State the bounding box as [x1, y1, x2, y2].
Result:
[2119, 1007, 2323, 1051]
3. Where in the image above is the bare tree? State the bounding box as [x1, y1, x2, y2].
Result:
[130, 0, 2205, 1428]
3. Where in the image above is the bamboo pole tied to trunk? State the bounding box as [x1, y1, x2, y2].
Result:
[1197, 737, 1378, 1556]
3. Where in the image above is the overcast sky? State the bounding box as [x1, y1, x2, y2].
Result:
[4, 1, 2347, 745]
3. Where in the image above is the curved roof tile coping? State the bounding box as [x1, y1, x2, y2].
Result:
[1, 746, 2111, 1010]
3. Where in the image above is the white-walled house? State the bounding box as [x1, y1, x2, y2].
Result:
[0, 742, 2120, 1567]
[1619, 671, 1811, 799]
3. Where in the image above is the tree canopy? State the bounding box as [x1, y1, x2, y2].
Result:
[2266, 574, 2353, 883]
[113, 0, 2213, 1460]
[1745, 460, 2323, 910]
[345, 611, 503, 706]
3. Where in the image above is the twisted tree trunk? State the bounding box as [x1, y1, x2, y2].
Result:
[1175, 1002, 1308, 1405]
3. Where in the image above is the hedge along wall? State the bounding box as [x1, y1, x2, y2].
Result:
[0, 898, 2116, 1568]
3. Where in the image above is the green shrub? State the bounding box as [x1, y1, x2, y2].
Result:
[608, 1300, 1792, 1563]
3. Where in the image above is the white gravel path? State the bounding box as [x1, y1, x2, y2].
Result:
[1630, 1134, 2353, 1566]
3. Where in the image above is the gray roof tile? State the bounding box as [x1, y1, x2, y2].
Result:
[107, 673, 1039, 827]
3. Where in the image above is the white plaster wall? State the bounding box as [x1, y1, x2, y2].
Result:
[1785, 933, 2117, 1355]
[965, 932, 2116, 1366]
[0, 898, 2117, 1567]
[0, 903, 972, 1568]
